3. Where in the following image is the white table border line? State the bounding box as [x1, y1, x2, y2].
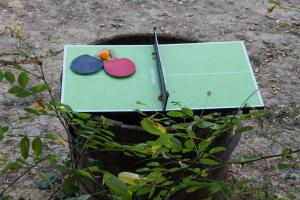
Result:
[241, 41, 264, 106]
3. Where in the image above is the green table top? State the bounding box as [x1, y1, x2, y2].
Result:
[61, 41, 264, 112]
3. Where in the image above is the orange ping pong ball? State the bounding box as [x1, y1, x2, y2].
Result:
[99, 49, 110, 60]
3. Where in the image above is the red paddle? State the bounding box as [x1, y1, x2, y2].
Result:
[104, 50, 136, 78]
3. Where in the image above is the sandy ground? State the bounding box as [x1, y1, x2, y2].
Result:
[0, 0, 300, 199]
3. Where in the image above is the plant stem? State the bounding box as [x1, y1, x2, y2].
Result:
[36, 60, 107, 195]
[0, 63, 43, 79]
[228, 148, 300, 165]
[0, 159, 43, 195]
[47, 183, 63, 200]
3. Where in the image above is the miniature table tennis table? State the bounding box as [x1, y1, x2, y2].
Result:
[61, 39, 264, 113]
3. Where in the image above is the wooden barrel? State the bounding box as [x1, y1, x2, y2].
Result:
[69, 34, 241, 200]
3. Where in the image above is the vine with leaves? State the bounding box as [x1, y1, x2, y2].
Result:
[0, 28, 300, 200]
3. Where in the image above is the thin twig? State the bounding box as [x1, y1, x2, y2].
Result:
[47, 183, 63, 200]
[0, 64, 42, 79]
[228, 148, 300, 165]
[0, 159, 43, 195]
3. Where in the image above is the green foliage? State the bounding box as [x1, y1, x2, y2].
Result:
[24, 107, 39, 115]
[20, 136, 30, 159]
[141, 118, 166, 135]
[167, 111, 185, 118]
[1, 48, 300, 200]
[15, 89, 32, 97]
[38, 170, 54, 189]
[4, 71, 15, 84]
[103, 172, 128, 194]
[235, 125, 253, 135]
[17, 72, 29, 88]
[16, 50, 30, 58]
[8, 86, 23, 94]
[64, 195, 91, 200]
[181, 107, 193, 118]
[209, 146, 226, 154]
[0, 126, 7, 142]
[32, 137, 42, 157]
[209, 181, 232, 199]
[32, 83, 49, 93]
[0, 162, 23, 173]
[75, 169, 94, 181]
[231, 154, 261, 164]
[200, 158, 218, 166]
[0, 71, 4, 81]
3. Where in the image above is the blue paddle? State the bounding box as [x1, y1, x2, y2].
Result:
[70, 54, 104, 75]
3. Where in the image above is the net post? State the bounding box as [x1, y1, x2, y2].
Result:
[153, 27, 169, 112]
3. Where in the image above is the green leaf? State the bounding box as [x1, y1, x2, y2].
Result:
[186, 182, 210, 193]
[11, 63, 22, 69]
[166, 111, 185, 118]
[24, 107, 39, 115]
[277, 162, 297, 171]
[8, 86, 23, 94]
[209, 147, 226, 154]
[184, 139, 194, 150]
[8, 87, 32, 97]
[75, 169, 94, 181]
[18, 72, 28, 88]
[87, 166, 102, 173]
[16, 90, 33, 97]
[186, 185, 203, 193]
[191, 168, 201, 174]
[181, 107, 193, 117]
[32, 137, 42, 157]
[157, 134, 182, 152]
[20, 136, 30, 159]
[4, 71, 15, 84]
[16, 50, 30, 58]
[46, 133, 60, 140]
[141, 118, 166, 135]
[32, 83, 49, 93]
[16, 157, 30, 166]
[187, 130, 196, 138]
[231, 155, 261, 164]
[136, 167, 150, 173]
[0, 127, 6, 142]
[0, 71, 3, 81]
[200, 158, 218, 166]
[209, 181, 232, 199]
[147, 162, 160, 167]
[64, 195, 91, 200]
[169, 136, 182, 152]
[281, 148, 290, 159]
[38, 170, 53, 189]
[100, 129, 115, 137]
[172, 124, 186, 130]
[197, 121, 214, 129]
[136, 185, 152, 196]
[235, 126, 253, 135]
[101, 116, 112, 129]
[74, 112, 91, 120]
[0, 162, 23, 173]
[198, 140, 210, 152]
[103, 172, 128, 194]
[63, 176, 78, 193]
